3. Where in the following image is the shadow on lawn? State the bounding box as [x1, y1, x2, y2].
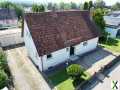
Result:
[48, 69, 69, 86]
[101, 38, 119, 46]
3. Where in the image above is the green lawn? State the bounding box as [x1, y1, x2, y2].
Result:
[100, 38, 120, 53]
[48, 69, 91, 90]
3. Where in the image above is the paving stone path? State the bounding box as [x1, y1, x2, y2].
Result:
[6, 46, 51, 90]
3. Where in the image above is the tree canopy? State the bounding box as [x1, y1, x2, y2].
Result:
[88, 1, 93, 10]
[92, 8, 108, 40]
[112, 2, 120, 10]
[32, 4, 45, 12]
[70, 2, 78, 9]
[83, 2, 89, 10]
[94, 0, 106, 8]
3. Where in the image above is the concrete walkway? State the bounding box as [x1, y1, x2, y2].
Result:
[5, 46, 51, 90]
[76, 48, 119, 75]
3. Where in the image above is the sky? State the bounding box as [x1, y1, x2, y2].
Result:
[2, 0, 120, 6]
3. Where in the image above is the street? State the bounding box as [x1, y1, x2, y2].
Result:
[85, 62, 120, 90]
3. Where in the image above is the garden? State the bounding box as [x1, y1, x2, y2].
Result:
[100, 38, 120, 53]
[0, 48, 12, 89]
[48, 64, 91, 90]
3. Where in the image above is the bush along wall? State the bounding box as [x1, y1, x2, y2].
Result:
[0, 48, 12, 89]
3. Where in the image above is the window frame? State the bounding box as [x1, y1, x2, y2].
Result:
[83, 41, 88, 46]
[47, 54, 52, 59]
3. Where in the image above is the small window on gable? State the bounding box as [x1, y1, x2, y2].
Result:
[47, 54, 52, 59]
[83, 41, 88, 46]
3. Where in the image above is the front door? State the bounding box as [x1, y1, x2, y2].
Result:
[70, 46, 74, 56]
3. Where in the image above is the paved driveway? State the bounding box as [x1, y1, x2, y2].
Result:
[5, 46, 51, 90]
[76, 48, 119, 75]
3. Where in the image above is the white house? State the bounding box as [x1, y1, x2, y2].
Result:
[104, 11, 120, 38]
[23, 10, 100, 71]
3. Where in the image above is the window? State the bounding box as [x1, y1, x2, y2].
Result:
[83, 41, 88, 46]
[47, 54, 52, 58]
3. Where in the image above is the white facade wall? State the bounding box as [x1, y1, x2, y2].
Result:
[42, 37, 98, 70]
[42, 48, 70, 70]
[24, 21, 42, 71]
[75, 37, 98, 55]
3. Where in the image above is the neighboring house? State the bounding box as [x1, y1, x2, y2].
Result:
[0, 8, 18, 28]
[23, 10, 100, 71]
[104, 11, 120, 38]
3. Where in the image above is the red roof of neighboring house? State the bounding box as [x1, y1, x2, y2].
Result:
[24, 10, 100, 56]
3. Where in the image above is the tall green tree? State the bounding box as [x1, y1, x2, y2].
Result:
[70, 2, 77, 9]
[59, 2, 65, 10]
[94, 0, 106, 8]
[112, 2, 120, 10]
[47, 2, 53, 10]
[32, 4, 45, 12]
[92, 8, 108, 41]
[64, 3, 71, 10]
[51, 3, 59, 11]
[89, 1, 93, 10]
[83, 2, 89, 10]
[13, 4, 24, 19]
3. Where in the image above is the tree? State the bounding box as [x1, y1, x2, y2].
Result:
[78, 3, 83, 10]
[59, 2, 65, 10]
[59, 2, 71, 10]
[94, 0, 106, 8]
[47, 2, 53, 10]
[89, 1, 93, 10]
[70, 2, 77, 9]
[83, 2, 89, 10]
[0, 1, 11, 8]
[52, 3, 59, 11]
[92, 8, 108, 41]
[32, 4, 45, 12]
[112, 2, 120, 10]
[13, 4, 24, 19]
[64, 3, 71, 10]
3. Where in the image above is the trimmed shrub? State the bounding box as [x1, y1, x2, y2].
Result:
[66, 64, 84, 79]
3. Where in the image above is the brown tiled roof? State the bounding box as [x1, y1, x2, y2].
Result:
[24, 10, 100, 56]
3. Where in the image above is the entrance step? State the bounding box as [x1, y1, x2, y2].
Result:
[69, 55, 79, 61]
